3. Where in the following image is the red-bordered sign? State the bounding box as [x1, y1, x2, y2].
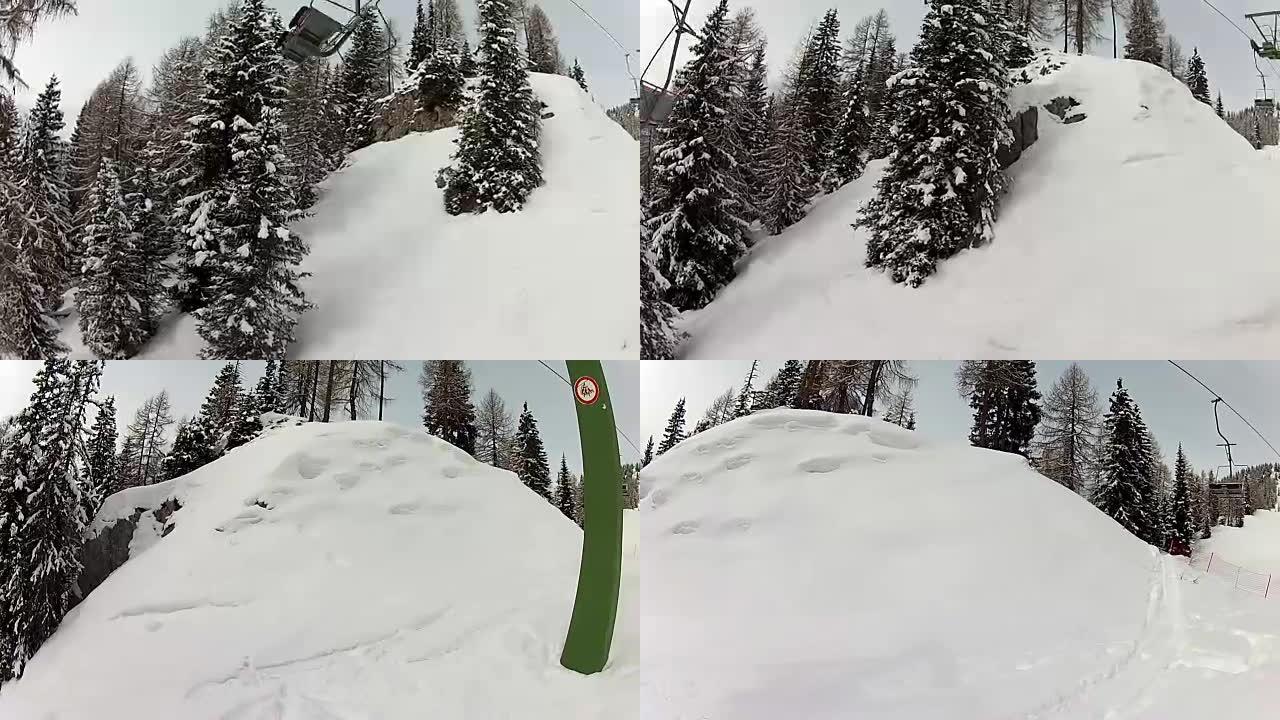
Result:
[574, 375, 601, 406]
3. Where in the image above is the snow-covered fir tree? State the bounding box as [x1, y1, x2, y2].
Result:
[77, 160, 149, 359]
[337, 10, 387, 153]
[414, 36, 465, 111]
[0, 359, 100, 682]
[1032, 362, 1102, 494]
[1215, 92, 1225, 118]
[794, 9, 842, 179]
[858, 0, 1011, 287]
[515, 403, 551, 501]
[162, 418, 216, 480]
[1168, 443, 1193, 553]
[642, 436, 654, 468]
[226, 388, 262, 451]
[84, 395, 119, 517]
[1186, 48, 1210, 105]
[124, 139, 169, 337]
[732, 43, 771, 222]
[16, 75, 74, 302]
[421, 360, 478, 454]
[822, 68, 871, 192]
[640, 233, 684, 359]
[570, 58, 588, 92]
[644, 0, 747, 310]
[762, 100, 816, 235]
[756, 359, 804, 409]
[657, 397, 687, 455]
[441, 0, 543, 214]
[965, 360, 1041, 457]
[255, 359, 280, 413]
[200, 362, 244, 441]
[179, 0, 311, 358]
[1093, 379, 1158, 545]
[1124, 0, 1164, 67]
[283, 58, 333, 209]
[555, 454, 575, 521]
[407, 0, 432, 72]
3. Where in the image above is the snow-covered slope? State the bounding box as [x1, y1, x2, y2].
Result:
[1199, 508, 1280, 576]
[641, 409, 1280, 719]
[63, 73, 637, 359]
[681, 54, 1280, 358]
[0, 419, 636, 718]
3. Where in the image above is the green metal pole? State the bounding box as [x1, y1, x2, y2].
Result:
[560, 360, 624, 675]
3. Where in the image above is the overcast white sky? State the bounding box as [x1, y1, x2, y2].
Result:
[640, 0, 1273, 111]
[0, 360, 639, 474]
[11, 0, 638, 124]
[642, 360, 1280, 475]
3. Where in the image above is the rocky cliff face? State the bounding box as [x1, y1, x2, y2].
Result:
[372, 93, 460, 143]
[74, 497, 182, 607]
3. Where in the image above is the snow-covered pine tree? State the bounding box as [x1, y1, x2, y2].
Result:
[762, 99, 817, 235]
[642, 436, 654, 468]
[1124, 0, 1164, 67]
[421, 360, 478, 454]
[997, 0, 1035, 71]
[964, 360, 1041, 457]
[125, 138, 170, 337]
[0, 359, 100, 682]
[15, 75, 73, 304]
[733, 43, 770, 222]
[524, 5, 563, 75]
[226, 388, 262, 451]
[1215, 92, 1224, 118]
[284, 58, 332, 208]
[1093, 379, 1158, 545]
[555, 453, 575, 520]
[459, 39, 479, 77]
[794, 9, 842, 179]
[822, 67, 871, 192]
[433, 0, 468, 51]
[657, 397, 687, 455]
[162, 418, 216, 480]
[1032, 362, 1102, 494]
[77, 160, 148, 359]
[84, 395, 118, 517]
[640, 233, 684, 359]
[1169, 444, 1192, 553]
[644, 0, 746, 309]
[570, 58, 588, 92]
[1186, 48, 1210, 105]
[179, 0, 312, 356]
[515, 402, 551, 500]
[189, 12, 312, 357]
[256, 359, 279, 413]
[858, 0, 1011, 287]
[732, 360, 758, 419]
[200, 362, 243, 441]
[415, 37, 465, 111]
[442, 0, 543, 215]
[67, 60, 145, 233]
[337, 10, 386, 153]
[407, 0, 432, 72]
[756, 359, 804, 409]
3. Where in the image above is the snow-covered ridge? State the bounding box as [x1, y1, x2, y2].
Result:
[683, 52, 1280, 357]
[1, 418, 636, 718]
[642, 409, 1280, 718]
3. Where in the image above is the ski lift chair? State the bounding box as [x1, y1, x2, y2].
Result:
[1257, 88, 1276, 112]
[1248, 12, 1280, 60]
[280, 0, 383, 62]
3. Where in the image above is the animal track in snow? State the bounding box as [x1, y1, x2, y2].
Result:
[724, 454, 753, 470]
[798, 457, 842, 474]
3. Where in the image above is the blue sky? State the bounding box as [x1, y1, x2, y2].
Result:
[642, 361, 1280, 474]
[640, 0, 1272, 111]
[0, 360, 639, 474]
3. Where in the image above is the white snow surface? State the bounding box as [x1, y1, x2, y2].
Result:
[681, 53, 1280, 358]
[641, 409, 1280, 719]
[55, 73, 638, 359]
[0, 418, 636, 719]
[290, 73, 638, 358]
[1199, 508, 1280, 577]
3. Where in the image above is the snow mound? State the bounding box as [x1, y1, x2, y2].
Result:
[682, 53, 1280, 358]
[0, 419, 636, 718]
[642, 409, 1280, 719]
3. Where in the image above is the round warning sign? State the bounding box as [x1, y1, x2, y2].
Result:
[574, 375, 601, 406]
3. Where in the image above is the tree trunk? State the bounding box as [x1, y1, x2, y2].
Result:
[307, 361, 321, 421]
[862, 361, 884, 417]
[323, 361, 336, 423]
[1111, 0, 1118, 58]
[1063, 0, 1069, 52]
[378, 361, 386, 421]
[347, 362, 358, 421]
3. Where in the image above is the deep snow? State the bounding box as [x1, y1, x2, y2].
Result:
[0, 418, 636, 718]
[680, 53, 1280, 358]
[641, 409, 1280, 719]
[58, 73, 638, 359]
[1199, 508, 1280, 578]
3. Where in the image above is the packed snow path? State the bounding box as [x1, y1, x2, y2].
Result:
[680, 54, 1280, 358]
[0, 418, 637, 719]
[641, 409, 1280, 719]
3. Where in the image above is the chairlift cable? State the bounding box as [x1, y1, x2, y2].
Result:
[1167, 360, 1280, 462]
[536, 361, 643, 456]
